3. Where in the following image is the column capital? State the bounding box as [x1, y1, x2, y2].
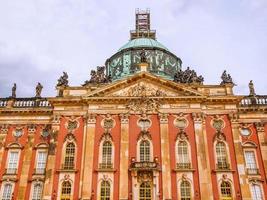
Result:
[158, 113, 168, 124]
[228, 113, 239, 123]
[255, 122, 265, 132]
[119, 113, 130, 124]
[192, 112, 205, 123]
[87, 113, 97, 124]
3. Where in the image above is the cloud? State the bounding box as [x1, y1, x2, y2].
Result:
[0, 0, 266, 97]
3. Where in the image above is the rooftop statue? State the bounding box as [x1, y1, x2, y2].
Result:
[220, 70, 234, 85]
[173, 67, 204, 84]
[83, 66, 111, 85]
[35, 82, 43, 98]
[57, 72, 69, 87]
[11, 83, 16, 98]
[249, 80, 256, 96]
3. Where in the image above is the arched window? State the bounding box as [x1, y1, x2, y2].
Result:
[61, 181, 71, 200]
[64, 143, 75, 169]
[139, 182, 152, 200]
[100, 181, 111, 200]
[177, 141, 190, 169]
[180, 180, 191, 200]
[2, 183, 12, 200]
[220, 181, 232, 199]
[101, 141, 112, 168]
[216, 142, 228, 169]
[251, 184, 263, 200]
[140, 140, 150, 162]
[32, 183, 42, 200]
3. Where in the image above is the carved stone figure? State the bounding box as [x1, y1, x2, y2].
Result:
[249, 80, 256, 96]
[140, 49, 147, 63]
[35, 82, 43, 98]
[11, 83, 16, 98]
[173, 67, 204, 84]
[83, 66, 111, 85]
[57, 72, 69, 87]
[220, 70, 234, 85]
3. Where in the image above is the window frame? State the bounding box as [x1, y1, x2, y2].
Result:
[250, 183, 264, 200]
[100, 180, 111, 200]
[35, 150, 48, 174]
[31, 182, 43, 200]
[63, 142, 76, 170]
[60, 181, 72, 200]
[6, 150, 20, 174]
[1, 182, 14, 200]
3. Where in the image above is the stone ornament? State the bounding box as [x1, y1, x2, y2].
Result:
[66, 119, 79, 132]
[137, 115, 152, 132]
[126, 96, 161, 114]
[173, 67, 204, 84]
[27, 125, 36, 134]
[240, 128, 251, 137]
[137, 171, 153, 183]
[13, 128, 23, 138]
[211, 116, 225, 131]
[174, 116, 188, 130]
[176, 130, 188, 141]
[41, 125, 51, 138]
[83, 66, 111, 85]
[220, 70, 234, 85]
[101, 114, 115, 133]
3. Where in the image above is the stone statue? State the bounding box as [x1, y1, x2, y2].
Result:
[220, 70, 234, 85]
[35, 82, 43, 98]
[249, 80, 256, 96]
[57, 72, 69, 87]
[173, 67, 204, 84]
[140, 49, 147, 63]
[83, 66, 111, 85]
[11, 83, 16, 98]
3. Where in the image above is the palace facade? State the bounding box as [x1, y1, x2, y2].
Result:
[0, 9, 267, 200]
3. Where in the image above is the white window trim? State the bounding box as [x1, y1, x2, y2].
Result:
[6, 150, 20, 172]
[250, 182, 265, 200]
[214, 141, 231, 168]
[175, 139, 192, 166]
[30, 182, 43, 200]
[99, 139, 114, 167]
[0, 181, 15, 200]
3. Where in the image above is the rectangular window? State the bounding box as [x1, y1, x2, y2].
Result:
[2, 184, 13, 200]
[245, 151, 258, 175]
[7, 151, 19, 174]
[251, 184, 263, 200]
[36, 151, 47, 174]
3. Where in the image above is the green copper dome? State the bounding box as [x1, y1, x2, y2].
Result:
[118, 38, 169, 52]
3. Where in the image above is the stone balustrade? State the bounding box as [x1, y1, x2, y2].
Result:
[0, 98, 51, 108]
[240, 95, 267, 106]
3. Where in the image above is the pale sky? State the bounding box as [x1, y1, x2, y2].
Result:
[0, 0, 266, 98]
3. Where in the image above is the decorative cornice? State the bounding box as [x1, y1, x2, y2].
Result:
[255, 122, 265, 132]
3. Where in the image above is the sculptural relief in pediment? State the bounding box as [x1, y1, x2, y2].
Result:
[107, 82, 177, 97]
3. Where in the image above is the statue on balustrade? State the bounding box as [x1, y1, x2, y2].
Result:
[11, 83, 16, 98]
[35, 82, 43, 98]
[249, 80, 256, 96]
[83, 66, 111, 85]
[173, 67, 204, 84]
[140, 49, 147, 63]
[220, 70, 234, 85]
[57, 72, 69, 87]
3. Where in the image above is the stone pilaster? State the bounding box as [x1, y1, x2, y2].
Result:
[159, 113, 172, 200]
[255, 122, 267, 176]
[17, 126, 35, 200]
[192, 113, 213, 200]
[43, 115, 60, 200]
[229, 114, 251, 200]
[119, 113, 129, 200]
[81, 114, 96, 199]
[0, 125, 8, 165]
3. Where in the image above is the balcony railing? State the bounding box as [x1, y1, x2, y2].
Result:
[99, 163, 113, 169]
[216, 162, 230, 170]
[130, 161, 159, 170]
[5, 168, 17, 175]
[247, 168, 260, 175]
[61, 163, 75, 170]
[176, 163, 191, 169]
[13, 98, 51, 108]
[33, 168, 46, 175]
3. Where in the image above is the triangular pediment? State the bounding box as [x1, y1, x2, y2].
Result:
[84, 72, 206, 98]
